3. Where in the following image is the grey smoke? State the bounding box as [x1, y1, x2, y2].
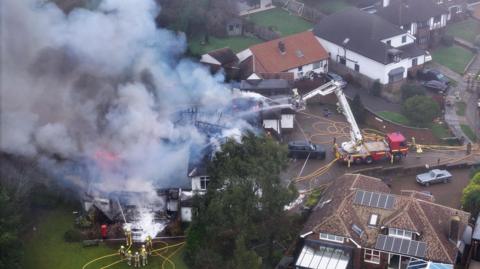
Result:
[0, 0, 252, 194]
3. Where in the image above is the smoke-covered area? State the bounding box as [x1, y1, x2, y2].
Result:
[0, 0, 257, 197]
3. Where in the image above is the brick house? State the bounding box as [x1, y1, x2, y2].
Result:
[295, 174, 471, 269]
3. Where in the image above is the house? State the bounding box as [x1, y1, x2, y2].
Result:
[200, 47, 240, 79]
[295, 174, 471, 269]
[313, 8, 430, 86]
[237, 78, 292, 97]
[237, 31, 329, 80]
[226, 17, 243, 36]
[236, 0, 273, 16]
[377, 0, 448, 49]
[187, 146, 212, 194]
[472, 213, 480, 261]
[261, 107, 295, 136]
[433, 0, 468, 21]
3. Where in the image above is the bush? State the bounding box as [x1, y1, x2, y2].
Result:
[64, 229, 85, 242]
[401, 83, 426, 101]
[474, 35, 480, 48]
[441, 35, 454, 47]
[370, 80, 381, 97]
[402, 96, 440, 127]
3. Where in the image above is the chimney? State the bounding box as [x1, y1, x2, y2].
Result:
[383, 0, 390, 7]
[278, 41, 286, 55]
[449, 214, 461, 243]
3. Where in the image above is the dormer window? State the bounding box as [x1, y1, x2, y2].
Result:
[319, 233, 344, 243]
[388, 228, 413, 240]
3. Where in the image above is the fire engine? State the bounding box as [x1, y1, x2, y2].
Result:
[293, 81, 409, 165]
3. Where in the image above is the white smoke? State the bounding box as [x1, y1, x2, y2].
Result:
[0, 0, 254, 197]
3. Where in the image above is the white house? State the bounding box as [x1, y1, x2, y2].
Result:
[377, 0, 449, 49]
[313, 8, 431, 85]
[238, 31, 329, 80]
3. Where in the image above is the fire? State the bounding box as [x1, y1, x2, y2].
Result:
[94, 149, 120, 171]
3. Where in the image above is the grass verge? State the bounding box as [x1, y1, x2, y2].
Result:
[456, 101, 466, 116]
[461, 124, 477, 142]
[432, 45, 475, 74]
[377, 111, 410, 126]
[246, 7, 313, 36]
[23, 208, 187, 269]
[303, 0, 351, 14]
[431, 123, 452, 140]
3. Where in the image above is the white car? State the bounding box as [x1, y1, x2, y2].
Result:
[416, 169, 452, 186]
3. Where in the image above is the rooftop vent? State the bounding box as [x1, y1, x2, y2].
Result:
[295, 49, 304, 58]
[278, 41, 286, 55]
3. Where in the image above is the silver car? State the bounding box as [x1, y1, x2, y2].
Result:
[416, 169, 452, 186]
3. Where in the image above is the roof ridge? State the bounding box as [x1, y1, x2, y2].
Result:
[382, 199, 411, 227]
[413, 199, 453, 263]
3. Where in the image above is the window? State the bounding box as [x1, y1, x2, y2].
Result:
[368, 214, 379, 226]
[402, 35, 406, 43]
[364, 249, 381, 264]
[229, 25, 234, 31]
[389, 73, 403, 83]
[200, 176, 210, 190]
[319, 233, 344, 243]
[297, 66, 303, 71]
[412, 58, 418, 66]
[313, 61, 321, 69]
[386, 40, 391, 45]
[339, 56, 346, 65]
[388, 228, 413, 240]
[354, 64, 360, 72]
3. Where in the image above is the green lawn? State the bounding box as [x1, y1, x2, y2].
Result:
[23, 209, 187, 269]
[378, 111, 410, 126]
[432, 45, 475, 74]
[431, 123, 452, 140]
[246, 7, 313, 37]
[461, 124, 478, 142]
[456, 101, 466, 116]
[188, 35, 262, 56]
[303, 0, 351, 14]
[446, 18, 480, 43]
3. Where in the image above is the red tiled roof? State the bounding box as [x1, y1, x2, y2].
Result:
[249, 31, 328, 73]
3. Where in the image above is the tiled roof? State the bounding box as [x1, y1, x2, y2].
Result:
[248, 31, 328, 73]
[302, 174, 470, 264]
[207, 47, 239, 66]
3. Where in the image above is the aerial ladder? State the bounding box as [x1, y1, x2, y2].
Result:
[292, 81, 409, 165]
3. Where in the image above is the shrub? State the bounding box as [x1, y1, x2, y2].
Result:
[64, 229, 85, 242]
[400, 83, 426, 101]
[474, 35, 480, 48]
[402, 96, 440, 127]
[441, 35, 454, 47]
[370, 80, 381, 97]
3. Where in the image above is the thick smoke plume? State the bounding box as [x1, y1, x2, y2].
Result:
[1, 0, 253, 196]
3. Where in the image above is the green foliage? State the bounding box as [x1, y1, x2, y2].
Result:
[432, 45, 474, 74]
[185, 132, 297, 268]
[0, 186, 23, 269]
[350, 94, 367, 124]
[370, 80, 381, 97]
[461, 124, 477, 142]
[305, 188, 323, 208]
[401, 83, 425, 101]
[63, 229, 85, 242]
[462, 172, 480, 217]
[402, 96, 440, 127]
[377, 111, 410, 126]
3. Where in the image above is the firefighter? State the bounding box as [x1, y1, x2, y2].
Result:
[134, 251, 140, 268]
[118, 245, 125, 258]
[126, 250, 132, 266]
[141, 246, 148, 266]
[145, 235, 153, 255]
[125, 227, 132, 247]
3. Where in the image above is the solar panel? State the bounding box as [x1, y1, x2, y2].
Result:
[375, 235, 427, 258]
[353, 190, 396, 210]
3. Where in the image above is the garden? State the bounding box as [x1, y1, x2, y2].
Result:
[432, 45, 475, 74]
[246, 7, 314, 36]
[446, 18, 480, 44]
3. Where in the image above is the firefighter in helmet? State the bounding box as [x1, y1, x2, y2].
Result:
[134, 251, 140, 268]
[145, 235, 153, 255]
[126, 250, 132, 266]
[118, 245, 126, 258]
[125, 226, 132, 247]
[141, 245, 148, 266]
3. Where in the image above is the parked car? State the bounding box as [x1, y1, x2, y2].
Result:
[416, 169, 452, 186]
[417, 69, 450, 84]
[422, 80, 448, 93]
[287, 140, 326, 159]
[325, 72, 347, 88]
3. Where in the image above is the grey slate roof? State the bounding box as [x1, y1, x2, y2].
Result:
[377, 0, 448, 26]
[313, 8, 416, 64]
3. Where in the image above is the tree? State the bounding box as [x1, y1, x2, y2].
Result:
[462, 172, 480, 218]
[402, 96, 440, 127]
[185, 133, 297, 268]
[350, 94, 367, 124]
[400, 83, 426, 101]
[0, 186, 23, 269]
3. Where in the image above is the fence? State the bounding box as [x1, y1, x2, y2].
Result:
[273, 0, 323, 22]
